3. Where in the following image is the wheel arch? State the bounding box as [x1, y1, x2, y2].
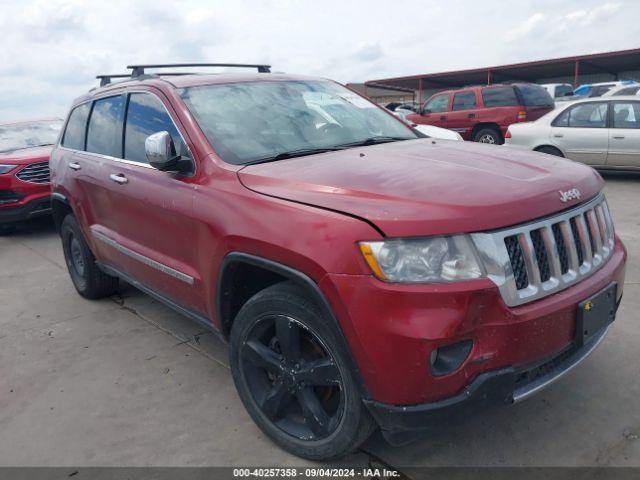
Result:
[51, 192, 73, 232]
[533, 144, 566, 157]
[216, 252, 371, 398]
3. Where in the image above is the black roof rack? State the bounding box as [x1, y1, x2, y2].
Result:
[96, 74, 131, 87]
[127, 63, 271, 77]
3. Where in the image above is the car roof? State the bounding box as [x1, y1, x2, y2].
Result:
[75, 72, 328, 104]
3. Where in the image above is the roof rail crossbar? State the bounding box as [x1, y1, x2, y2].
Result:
[127, 63, 272, 77]
[96, 74, 131, 87]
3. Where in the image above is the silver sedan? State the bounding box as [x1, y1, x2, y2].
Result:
[504, 96, 640, 171]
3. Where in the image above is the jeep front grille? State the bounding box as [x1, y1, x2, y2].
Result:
[16, 161, 50, 184]
[472, 193, 615, 307]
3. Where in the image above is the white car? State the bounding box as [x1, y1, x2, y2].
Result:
[413, 124, 463, 141]
[603, 84, 640, 97]
[504, 96, 640, 170]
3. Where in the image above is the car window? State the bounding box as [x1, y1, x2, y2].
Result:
[613, 86, 640, 96]
[452, 92, 476, 111]
[515, 84, 554, 106]
[62, 104, 91, 150]
[481, 87, 519, 107]
[124, 93, 188, 164]
[612, 102, 640, 129]
[86, 96, 125, 158]
[555, 85, 573, 98]
[591, 85, 613, 97]
[424, 94, 449, 113]
[0, 120, 62, 154]
[554, 102, 609, 128]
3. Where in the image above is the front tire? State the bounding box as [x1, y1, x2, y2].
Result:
[229, 282, 375, 460]
[473, 127, 503, 145]
[61, 214, 119, 299]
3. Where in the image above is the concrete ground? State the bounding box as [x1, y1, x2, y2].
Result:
[0, 174, 638, 468]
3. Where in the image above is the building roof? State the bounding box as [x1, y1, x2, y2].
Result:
[366, 48, 640, 91]
[347, 83, 414, 98]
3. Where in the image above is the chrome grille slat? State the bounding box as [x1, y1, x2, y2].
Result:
[575, 215, 592, 265]
[15, 162, 50, 184]
[472, 193, 615, 307]
[559, 220, 579, 272]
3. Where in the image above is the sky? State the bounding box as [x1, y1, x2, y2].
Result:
[1, 0, 639, 122]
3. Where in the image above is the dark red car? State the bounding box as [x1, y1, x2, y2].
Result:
[406, 83, 555, 144]
[0, 119, 62, 233]
[50, 65, 626, 460]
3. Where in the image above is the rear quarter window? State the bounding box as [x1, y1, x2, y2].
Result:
[515, 85, 554, 106]
[62, 103, 91, 150]
[481, 87, 519, 107]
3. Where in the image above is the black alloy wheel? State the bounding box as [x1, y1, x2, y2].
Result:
[240, 314, 344, 440]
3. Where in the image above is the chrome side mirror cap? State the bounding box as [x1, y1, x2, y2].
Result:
[145, 131, 175, 169]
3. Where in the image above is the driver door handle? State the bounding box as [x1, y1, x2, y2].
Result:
[109, 173, 128, 185]
[440, 115, 447, 121]
[613, 135, 625, 139]
[68, 162, 81, 171]
[554, 134, 564, 138]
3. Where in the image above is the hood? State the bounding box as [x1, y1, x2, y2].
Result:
[0, 145, 53, 165]
[238, 139, 603, 237]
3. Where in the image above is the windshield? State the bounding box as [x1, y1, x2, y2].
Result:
[180, 80, 418, 165]
[0, 120, 62, 153]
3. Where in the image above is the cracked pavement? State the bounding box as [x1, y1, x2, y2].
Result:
[0, 174, 638, 469]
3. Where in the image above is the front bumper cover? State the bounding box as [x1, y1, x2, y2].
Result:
[0, 196, 52, 224]
[364, 312, 616, 444]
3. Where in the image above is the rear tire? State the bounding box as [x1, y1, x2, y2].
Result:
[61, 214, 119, 299]
[473, 127, 503, 145]
[229, 281, 376, 460]
[536, 146, 564, 157]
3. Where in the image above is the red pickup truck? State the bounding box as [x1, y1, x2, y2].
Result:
[50, 66, 626, 460]
[406, 83, 555, 144]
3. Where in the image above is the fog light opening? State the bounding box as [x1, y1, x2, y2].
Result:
[430, 340, 473, 377]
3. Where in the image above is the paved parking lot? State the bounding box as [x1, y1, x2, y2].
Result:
[1, 174, 639, 469]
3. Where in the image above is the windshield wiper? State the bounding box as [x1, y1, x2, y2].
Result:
[243, 147, 344, 166]
[335, 136, 411, 148]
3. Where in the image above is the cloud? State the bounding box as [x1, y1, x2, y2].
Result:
[0, 0, 638, 122]
[564, 2, 620, 27]
[351, 44, 384, 62]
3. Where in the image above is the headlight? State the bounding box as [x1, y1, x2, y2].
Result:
[359, 235, 485, 283]
[0, 165, 16, 174]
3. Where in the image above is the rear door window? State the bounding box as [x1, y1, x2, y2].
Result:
[481, 87, 519, 107]
[62, 103, 91, 150]
[124, 92, 188, 164]
[424, 94, 449, 113]
[86, 95, 125, 158]
[554, 102, 609, 128]
[515, 84, 554, 106]
[452, 91, 477, 111]
[612, 102, 640, 129]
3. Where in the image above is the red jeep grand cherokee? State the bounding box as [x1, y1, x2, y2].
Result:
[0, 119, 62, 233]
[50, 65, 626, 460]
[406, 83, 554, 145]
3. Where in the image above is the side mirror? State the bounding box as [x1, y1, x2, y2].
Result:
[422, 108, 431, 115]
[145, 131, 191, 173]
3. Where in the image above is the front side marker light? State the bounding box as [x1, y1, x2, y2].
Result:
[359, 243, 387, 281]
